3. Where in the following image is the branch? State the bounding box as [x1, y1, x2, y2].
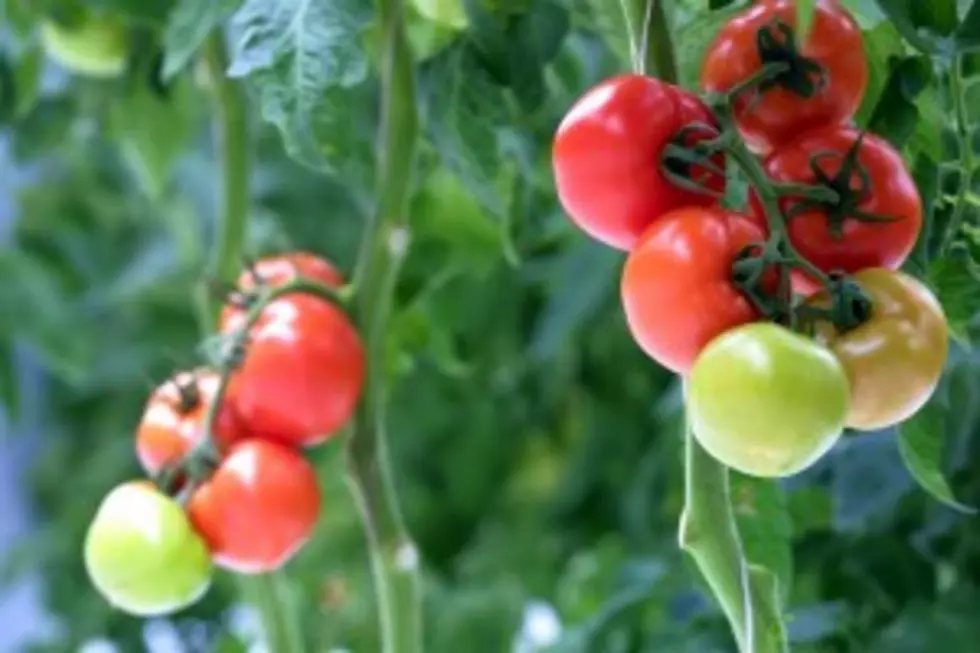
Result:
[346, 0, 423, 649]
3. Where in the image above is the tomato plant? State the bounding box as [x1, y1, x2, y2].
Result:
[621, 207, 767, 374]
[9, 0, 980, 651]
[552, 74, 724, 250]
[701, 0, 867, 154]
[222, 293, 364, 447]
[135, 369, 244, 475]
[808, 269, 948, 431]
[187, 440, 321, 573]
[84, 482, 212, 616]
[754, 126, 923, 293]
[39, 12, 128, 78]
[687, 323, 850, 478]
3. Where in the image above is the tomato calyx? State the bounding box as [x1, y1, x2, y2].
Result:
[797, 273, 874, 333]
[755, 20, 827, 99]
[661, 123, 727, 198]
[170, 372, 203, 414]
[783, 133, 901, 238]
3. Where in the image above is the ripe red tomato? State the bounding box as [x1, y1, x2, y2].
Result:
[240, 251, 343, 291]
[752, 126, 922, 294]
[553, 74, 724, 250]
[136, 369, 244, 475]
[701, 0, 867, 155]
[621, 207, 767, 374]
[223, 293, 364, 447]
[188, 440, 321, 573]
[222, 252, 344, 325]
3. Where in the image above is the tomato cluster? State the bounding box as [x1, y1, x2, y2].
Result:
[553, 0, 948, 478]
[85, 253, 364, 616]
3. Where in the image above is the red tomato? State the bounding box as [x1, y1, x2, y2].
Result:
[223, 294, 364, 447]
[188, 440, 320, 573]
[136, 370, 244, 475]
[621, 207, 768, 374]
[752, 126, 922, 294]
[701, 0, 867, 155]
[553, 74, 724, 250]
[222, 252, 344, 325]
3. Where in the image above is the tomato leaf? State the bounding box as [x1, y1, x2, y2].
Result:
[731, 473, 793, 603]
[529, 241, 618, 362]
[162, 0, 242, 79]
[926, 251, 980, 344]
[419, 44, 509, 216]
[675, 5, 744, 88]
[574, 0, 630, 66]
[109, 78, 200, 198]
[898, 395, 977, 514]
[954, 0, 980, 52]
[871, 0, 946, 53]
[226, 0, 375, 184]
[864, 55, 933, 148]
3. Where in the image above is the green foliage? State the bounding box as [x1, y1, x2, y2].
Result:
[2, 0, 980, 651]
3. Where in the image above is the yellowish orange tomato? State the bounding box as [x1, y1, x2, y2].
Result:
[809, 268, 948, 431]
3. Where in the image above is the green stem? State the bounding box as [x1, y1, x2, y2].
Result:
[679, 417, 788, 653]
[941, 57, 972, 254]
[347, 0, 423, 650]
[238, 573, 305, 653]
[620, 0, 676, 79]
[200, 33, 250, 329]
[723, 130, 831, 288]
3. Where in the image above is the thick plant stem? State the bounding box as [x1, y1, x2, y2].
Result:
[678, 422, 788, 653]
[201, 33, 250, 328]
[347, 0, 423, 651]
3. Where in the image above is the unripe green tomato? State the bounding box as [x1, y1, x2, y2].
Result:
[411, 0, 468, 30]
[40, 13, 128, 78]
[84, 481, 212, 616]
[687, 323, 850, 478]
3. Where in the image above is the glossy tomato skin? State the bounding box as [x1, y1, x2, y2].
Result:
[222, 252, 345, 325]
[701, 0, 866, 154]
[239, 251, 343, 291]
[223, 294, 364, 447]
[136, 369, 244, 475]
[753, 127, 922, 294]
[188, 440, 321, 573]
[809, 269, 948, 430]
[688, 323, 850, 478]
[553, 74, 723, 250]
[85, 481, 212, 616]
[621, 207, 766, 374]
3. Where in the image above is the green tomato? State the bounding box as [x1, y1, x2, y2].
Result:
[411, 0, 468, 30]
[687, 323, 850, 478]
[84, 481, 212, 616]
[40, 13, 128, 78]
